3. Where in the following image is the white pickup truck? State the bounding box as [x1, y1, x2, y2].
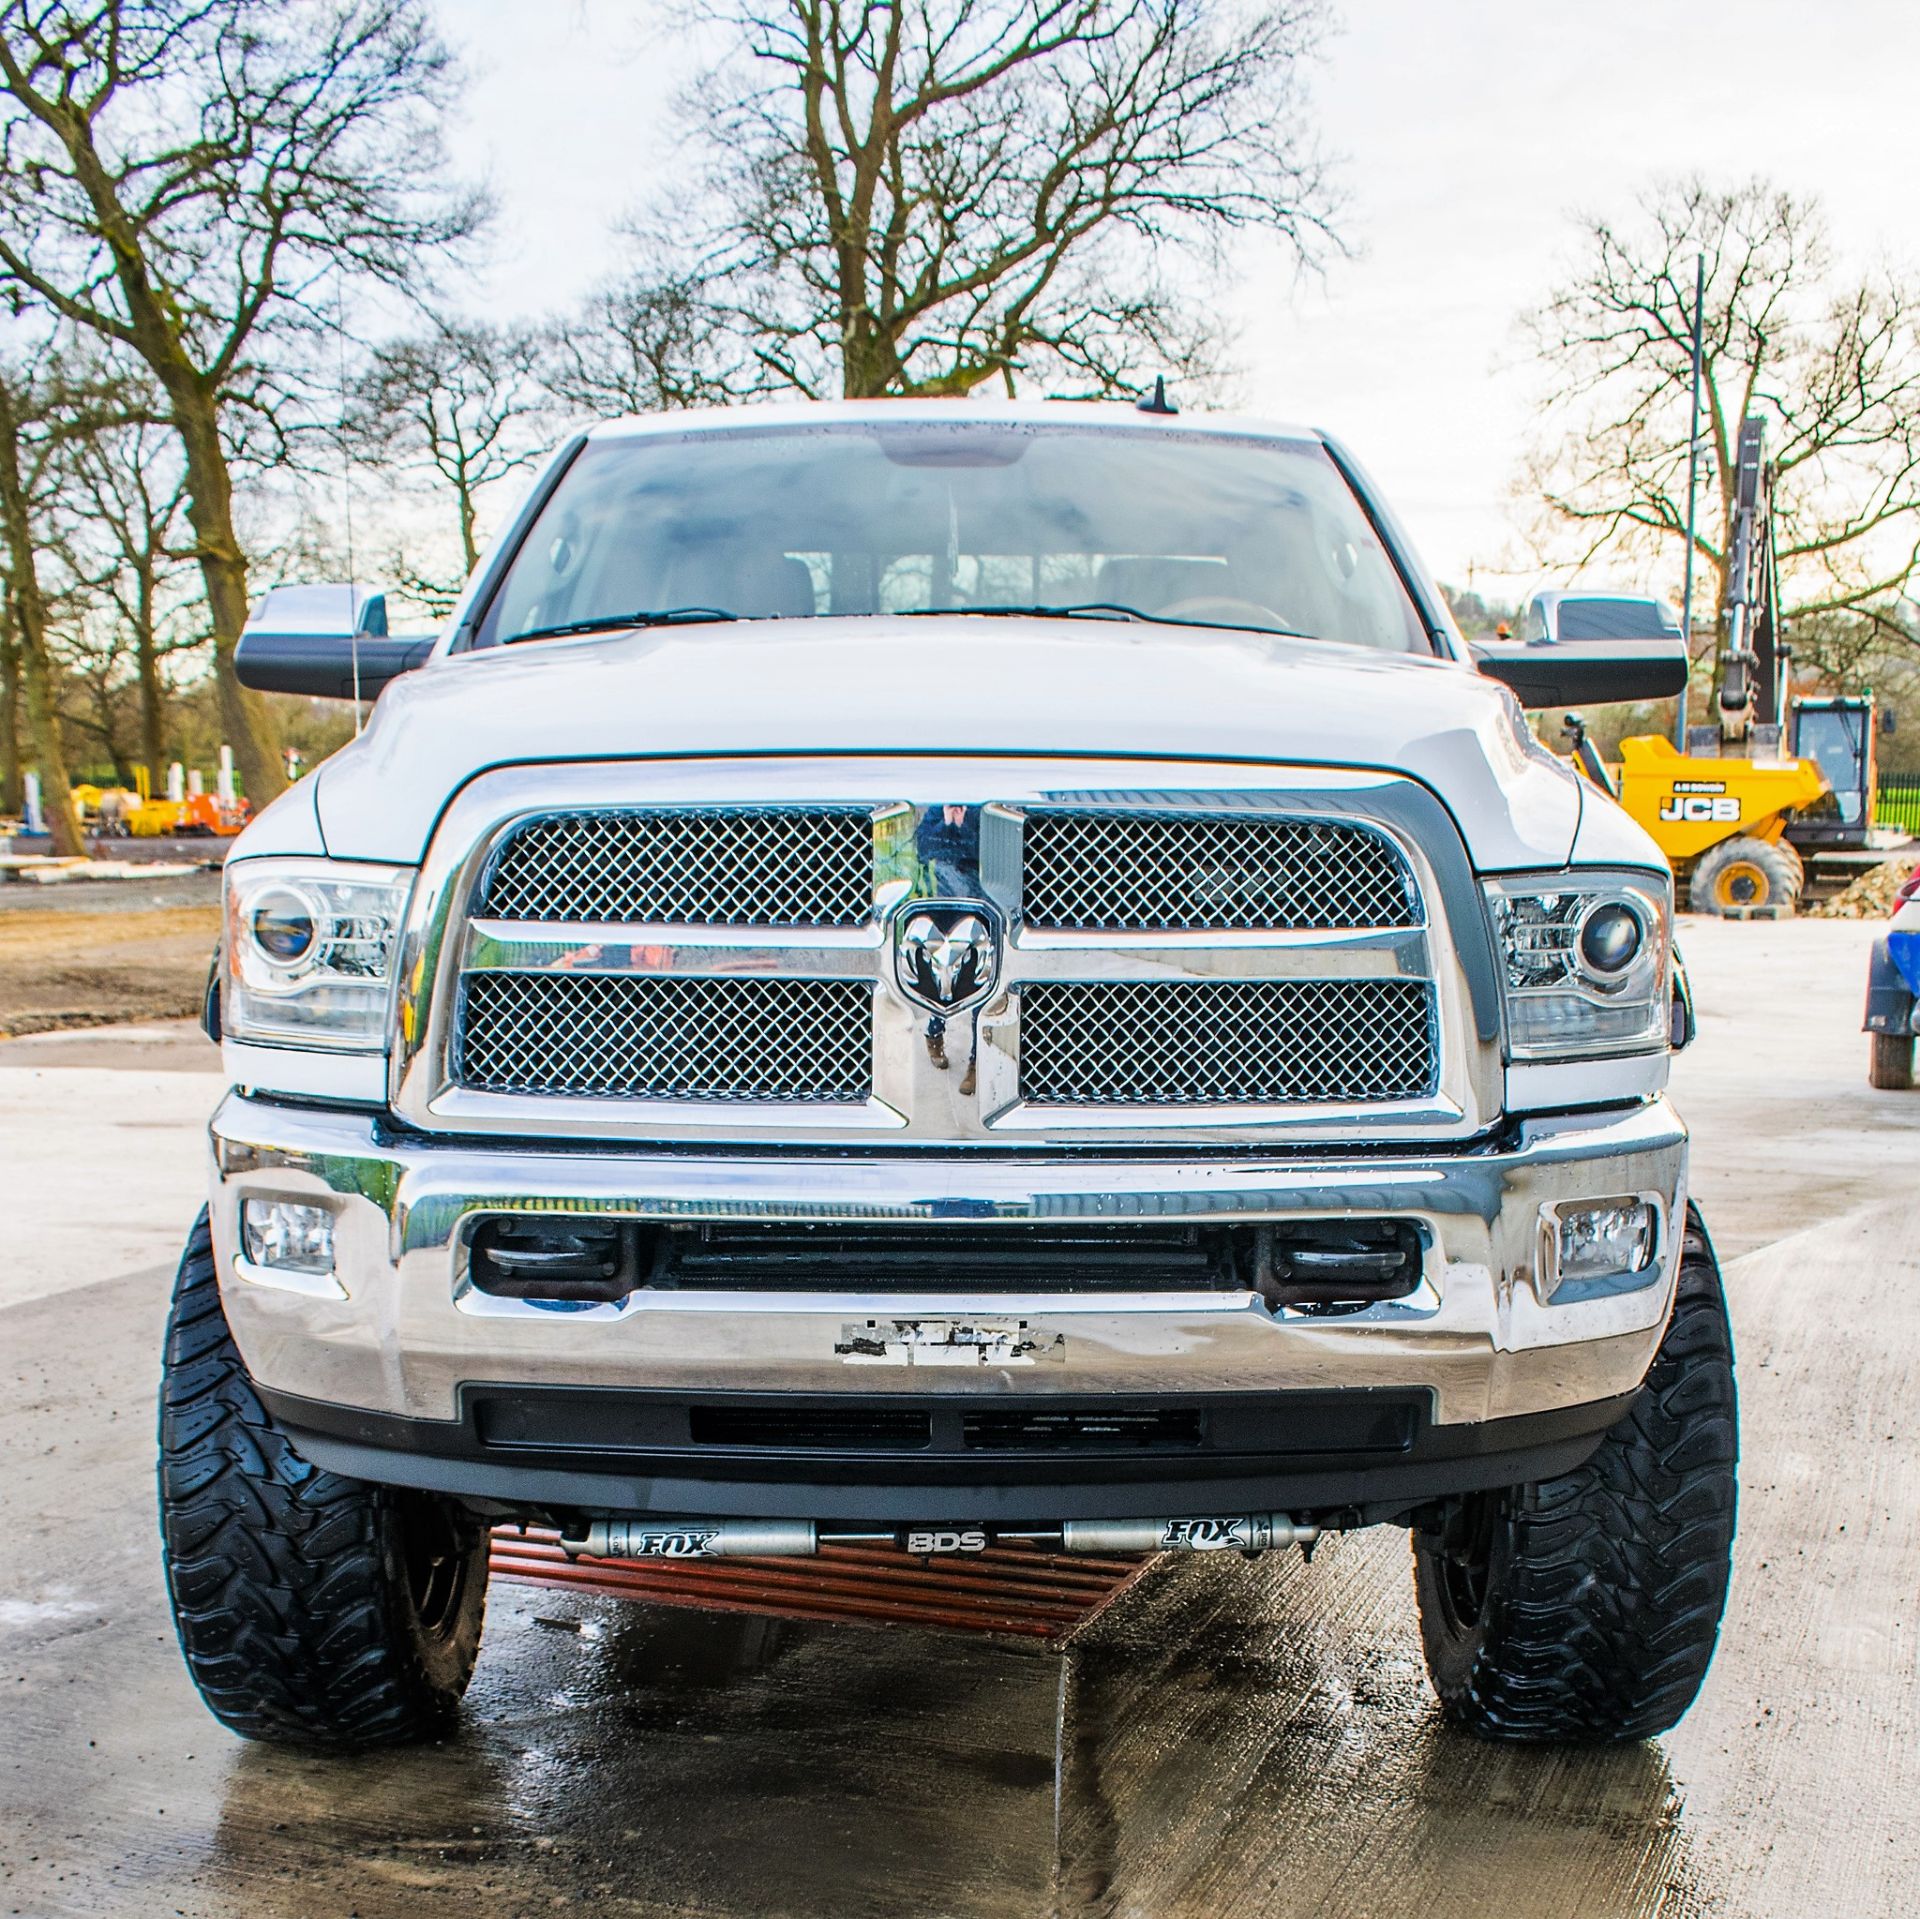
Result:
[160, 399, 1736, 1752]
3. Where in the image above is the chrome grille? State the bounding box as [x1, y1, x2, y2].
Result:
[479, 808, 873, 925]
[1022, 810, 1418, 931]
[423, 770, 1467, 1138]
[1017, 979, 1437, 1105]
[456, 973, 872, 1101]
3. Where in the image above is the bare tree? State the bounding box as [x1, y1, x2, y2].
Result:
[1521, 177, 1920, 689]
[0, 358, 101, 853]
[602, 0, 1336, 402]
[346, 317, 547, 596]
[65, 417, 205, 777]
[541, 267, 744, 420]
[0, 0, 483, 805]
[57, 614, 140, 780]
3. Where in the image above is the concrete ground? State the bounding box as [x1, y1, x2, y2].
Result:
[1, 917, 1916, 1918]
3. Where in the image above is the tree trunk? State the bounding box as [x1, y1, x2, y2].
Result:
[0, 400, 84, 855]
[167, 386, 286, 805]
[839, 299, 905, 399]
[0, 608, 20, 817]
[458, 485, 480, 576]
[94, 678, 135, 787]
[134, 557, 166, 778]
[136, 636, 165, 779]
[16, 619, 84, 854]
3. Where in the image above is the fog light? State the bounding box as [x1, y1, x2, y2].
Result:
[243, 1199, 336, 1275]
[1545, 1198, 1657, 1299]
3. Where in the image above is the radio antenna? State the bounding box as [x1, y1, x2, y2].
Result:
[336, 275, 363, 730]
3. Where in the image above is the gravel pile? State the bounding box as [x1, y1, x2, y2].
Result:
[1808, 853, 1920, 919]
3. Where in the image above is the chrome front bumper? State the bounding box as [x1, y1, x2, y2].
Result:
[209, 1093, 1687, 1432]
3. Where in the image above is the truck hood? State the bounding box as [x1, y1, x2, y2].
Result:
[309, 617, 1585, 871]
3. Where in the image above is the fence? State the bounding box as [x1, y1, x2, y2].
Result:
[1879, 775, 1920, 834]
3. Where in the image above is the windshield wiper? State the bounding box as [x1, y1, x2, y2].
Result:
[502, 607, 738, 645]
[903, 602, 1147, 623]
[903, 602, 1315, 639]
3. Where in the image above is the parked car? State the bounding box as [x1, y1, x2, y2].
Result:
[1865, 868, 1920, 1088]
[160, 399, 1736, 1753]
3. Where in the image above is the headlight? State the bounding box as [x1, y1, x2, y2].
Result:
[223, 858, 413, 1051]
[1483, 869, 1672, 1060]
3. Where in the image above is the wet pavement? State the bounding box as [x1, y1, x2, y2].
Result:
[3, 919, 1918, 1916]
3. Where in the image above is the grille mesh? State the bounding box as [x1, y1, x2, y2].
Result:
[1018, 978, 1437, 1105]
[457, 973, 872, 1101]
[480, 809, 873, 925]
[1022, 811, 1418, 931]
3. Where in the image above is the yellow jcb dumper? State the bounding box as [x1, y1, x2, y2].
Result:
[1612, 734, 1826, 913]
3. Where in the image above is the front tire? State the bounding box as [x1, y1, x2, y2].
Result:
[1869, 1031, 1916, 1090]
[1690, 835, 1801, 916]
[1412, 1205, 1737, 1742]
[159, 1209, 489, 1749]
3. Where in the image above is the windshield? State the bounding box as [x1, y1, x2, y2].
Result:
[473, 421, 1432, 654]
[1796, 706, 1869, 822]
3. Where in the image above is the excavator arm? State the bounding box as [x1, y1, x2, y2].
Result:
[1715, 416, 1791, 745]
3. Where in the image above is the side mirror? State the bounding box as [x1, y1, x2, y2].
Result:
[1471, 591, 1688, 709]
[235, 584, 434, 700]
[1882, 707, 1898, 736]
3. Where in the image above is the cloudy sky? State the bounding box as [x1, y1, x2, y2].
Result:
[442, 0, 1919, 594]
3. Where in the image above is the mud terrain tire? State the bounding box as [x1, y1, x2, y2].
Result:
[159, 1209, 489, 1749]
[1412, 1204, 1737, 1742]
